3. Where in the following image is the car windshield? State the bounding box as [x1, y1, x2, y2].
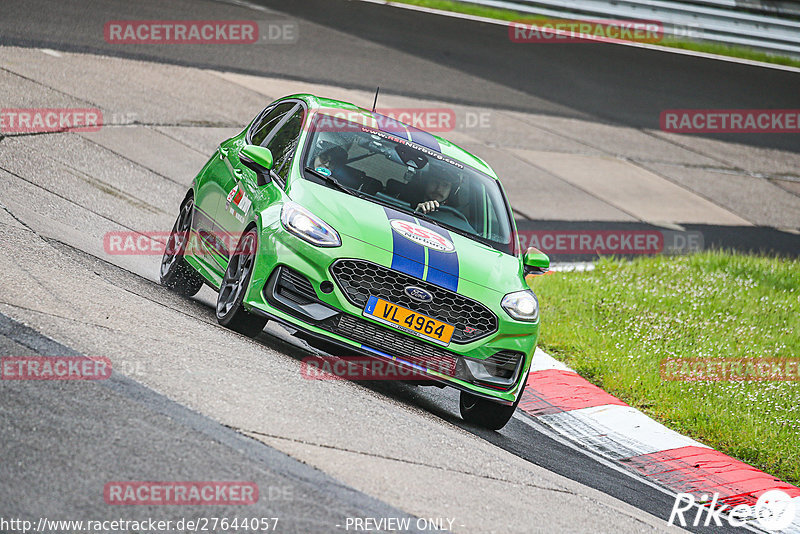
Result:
[301, 113, 514, 253]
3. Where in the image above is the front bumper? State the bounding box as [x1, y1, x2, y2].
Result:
[243, 220, 538, 404]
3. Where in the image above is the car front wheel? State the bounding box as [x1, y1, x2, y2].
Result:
[459, 384, 525, 431]
[215, 228, 267, 338]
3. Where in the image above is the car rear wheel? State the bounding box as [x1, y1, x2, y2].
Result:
[459, 385, 524, 430]
[215, 228, 267, 338]
[160, 197, 205, 296]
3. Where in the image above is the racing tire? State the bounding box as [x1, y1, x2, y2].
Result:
[215, 228, 267, 338]
[459, 384, 525, 431]
[160, 196, 205, 297]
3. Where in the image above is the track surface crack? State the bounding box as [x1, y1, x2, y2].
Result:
[234, 426, 577, 495]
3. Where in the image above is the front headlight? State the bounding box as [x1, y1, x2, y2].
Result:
[280, 202, 341, 247]
[501, 290, 539, 322]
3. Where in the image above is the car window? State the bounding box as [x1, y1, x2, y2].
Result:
[249, 102, 296, 146]
[302, 113, 514, 254]
[265, 106, 305, 182]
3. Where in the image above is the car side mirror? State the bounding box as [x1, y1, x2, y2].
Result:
[523, 247, 550, 275]
[240, 145, 274, 186]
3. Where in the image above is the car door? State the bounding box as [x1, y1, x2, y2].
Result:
[189, 102, 294, 277]
[215, 101, 306, 264]
[189, 136, 242, 279]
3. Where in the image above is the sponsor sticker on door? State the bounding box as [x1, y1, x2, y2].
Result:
[227, 185, 252, 213]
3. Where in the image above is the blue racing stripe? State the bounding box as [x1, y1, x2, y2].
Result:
[407, 126, 440, 152]
[383, 207, 424, 279]
[418, 220, 459, 292]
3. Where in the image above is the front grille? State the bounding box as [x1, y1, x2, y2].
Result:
[330, 259, 497, 343]
[330, 315, 458, 377]
[276, 266, 318, 304]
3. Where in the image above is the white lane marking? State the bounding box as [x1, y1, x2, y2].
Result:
[530, 347, 571, 372]
[513, 412, 767, 533]
[524, 352, 788, 532]
[514, 410, 676, 494]
[39, 49, 63, 57]
[531, 349, 705, 454]
[211, 0, 277, 13]
[538, 404, 709, 459]
[358, 0, 800, 73]
[787, 497, 800, 533]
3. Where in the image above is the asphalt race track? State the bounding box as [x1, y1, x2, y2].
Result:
[2, 0, 800, 151]
[1, 0, 798, 532]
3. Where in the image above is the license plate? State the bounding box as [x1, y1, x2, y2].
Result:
[363, 296, 454, 346]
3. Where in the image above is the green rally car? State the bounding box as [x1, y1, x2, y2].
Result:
[160, 94, 549, 430]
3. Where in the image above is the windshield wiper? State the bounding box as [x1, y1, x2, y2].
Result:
[305, 167, 351, 194]
[303, 166, 357, 196]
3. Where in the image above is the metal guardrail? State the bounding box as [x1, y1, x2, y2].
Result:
[457, 0, 800, 57]
[676, 0, 800, 17]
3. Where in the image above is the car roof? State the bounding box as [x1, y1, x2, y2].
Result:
[283, 93, 499, 180]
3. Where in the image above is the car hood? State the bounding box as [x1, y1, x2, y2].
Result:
[288, 179, 523, 294]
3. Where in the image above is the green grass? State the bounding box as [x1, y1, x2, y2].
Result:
[660, 39, 800, 68]
[388, 0, 800, 69]
[528, 251, 800, 486]
[388, 0, 546, 22]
